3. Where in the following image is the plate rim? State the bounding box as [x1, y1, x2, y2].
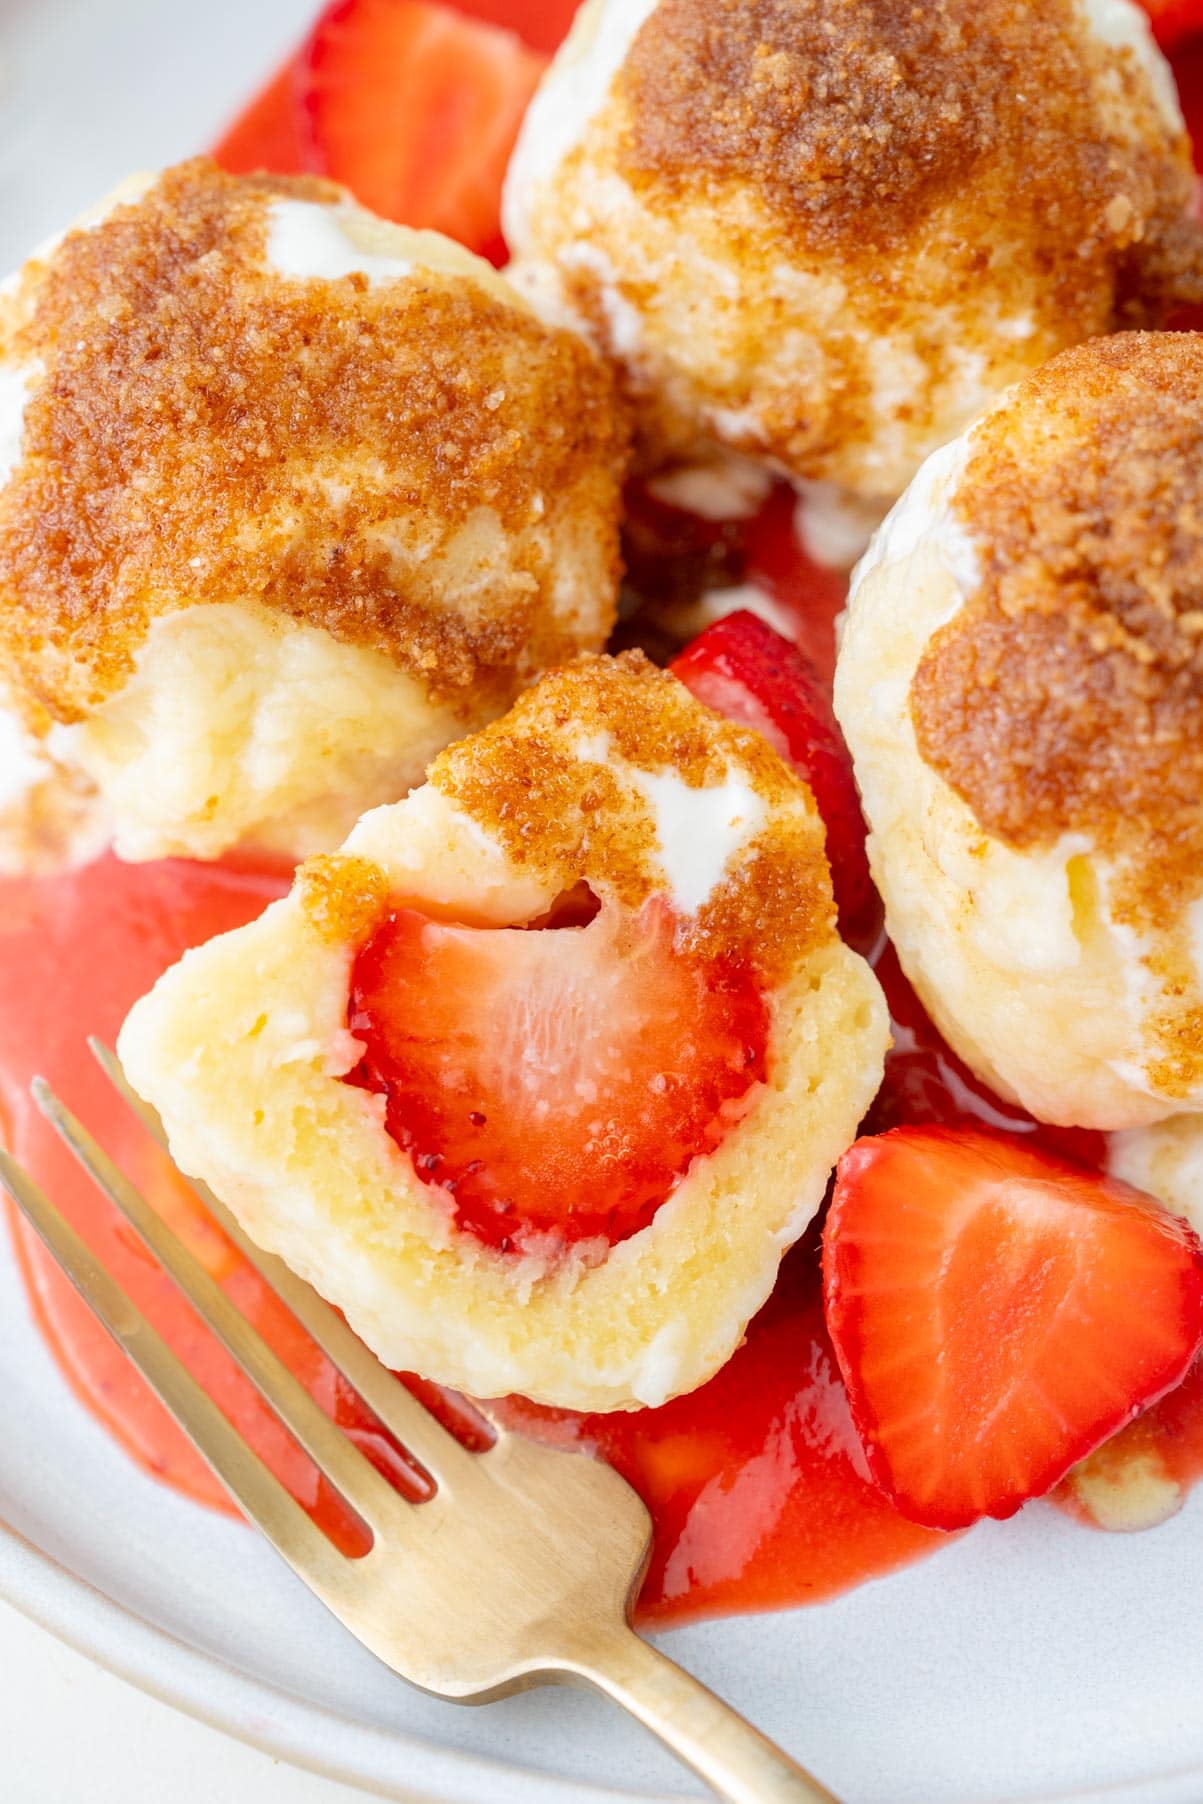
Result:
[6, 1495, 1203, 1804]
[0, 1507, 680, 1804]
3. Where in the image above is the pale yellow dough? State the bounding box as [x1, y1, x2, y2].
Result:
[834, 416, 1203, 1132]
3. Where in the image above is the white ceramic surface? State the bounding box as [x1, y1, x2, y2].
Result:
[2, 3, 1203, 1800]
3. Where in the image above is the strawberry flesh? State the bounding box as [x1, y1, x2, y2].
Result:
[212, 63, 308, 177]
[671, 610, 881, 951]
[349, 898, 769, 1250]
[823, 1125, 1203, 1530]
[298, 0, 547, 259]
[1140, 0, 1203, 48]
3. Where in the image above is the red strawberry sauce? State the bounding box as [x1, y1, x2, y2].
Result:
[2, 844, 1202, 1623]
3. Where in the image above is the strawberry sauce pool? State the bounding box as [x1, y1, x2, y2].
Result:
[2, 848, 1201, 1625]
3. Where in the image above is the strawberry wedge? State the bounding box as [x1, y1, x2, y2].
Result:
[823, 1126, 1203, 1530]
[297, 0, 548, 257]
[671, 610, 880, 949]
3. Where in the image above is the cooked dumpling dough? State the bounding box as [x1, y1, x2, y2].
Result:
[119, 653, 888, 1411]
[1110, 1116, 1203, 1240]
[505, 0, 1202, 517]
[0, 159, 628, 866]
[834, 332, 1203, 1132]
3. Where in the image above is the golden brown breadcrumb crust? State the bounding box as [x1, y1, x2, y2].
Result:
[911, 331, 1203, 1091]
[0, 160, 629, 728]
[622, 0, 1199, 289]
[433, 650, 834, 985]
[296, 854, 390, 947]
[524, 0, 1203, 483]
[296, 653, 833, 985]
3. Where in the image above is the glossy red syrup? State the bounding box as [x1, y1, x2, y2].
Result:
[493, 1232, 946, 1624]
[0, 856, 422, 1549]
[348, 898, 769, 1251]
[0, 852, 946, 1617]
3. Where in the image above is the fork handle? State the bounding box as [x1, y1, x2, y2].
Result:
[565, 1626, 842, 1804]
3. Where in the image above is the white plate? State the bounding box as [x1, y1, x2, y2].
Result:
[3, 3, 1203, 1800]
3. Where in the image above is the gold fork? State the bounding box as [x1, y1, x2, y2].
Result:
[0, 1043, 841, 1804]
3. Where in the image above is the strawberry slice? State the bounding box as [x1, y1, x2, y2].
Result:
[349, 897, 769, 1250]
[452, 0, 580, 55]
[823, 1126, 1203, 1530]
[670, 611, 881, 950]
[212, 61, 308, 177]
[297, 0, 548, 259]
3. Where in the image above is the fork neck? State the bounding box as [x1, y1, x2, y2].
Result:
[552, 1624, 842, 1804]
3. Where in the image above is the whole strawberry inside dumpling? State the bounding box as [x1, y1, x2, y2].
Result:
[118, 652, 888, 1411]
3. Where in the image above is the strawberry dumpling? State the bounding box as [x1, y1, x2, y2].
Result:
[504, 0, 1202, 528]
[0, 158, 628, 869]
[834, 332, 1203, 1132]
[118, 653, 888, 1410]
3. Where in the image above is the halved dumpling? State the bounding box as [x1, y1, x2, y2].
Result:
[119, 653, 887, 1410]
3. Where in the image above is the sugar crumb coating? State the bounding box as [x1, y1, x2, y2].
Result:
[0, 159, 629, 863]
[835, 331, 1203, 1130]
[431, 649, 833, 984]
[119, 654, 887, 1411]
[505, 0, 1203, 505]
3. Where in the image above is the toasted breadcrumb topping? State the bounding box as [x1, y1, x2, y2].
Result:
[623, 0, 1198, 283]
[296, 854, 390, 947]
[0, 160, 628, 730]
[433, 651, 834, 984]
[530, 0, 1203, 485]
[296, 653, 834, 985]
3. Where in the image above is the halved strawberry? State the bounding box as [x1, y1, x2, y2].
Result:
[297, 0, 548, 259]
[452, 0, 580, 55]
[212, 61, 308, 177]
[670, 611, 881, 951]
[349, 897, 768, 1250]
[823, 1125, 1203, 1530]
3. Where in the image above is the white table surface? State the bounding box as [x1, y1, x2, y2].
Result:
[0, 1594, 386, 1803]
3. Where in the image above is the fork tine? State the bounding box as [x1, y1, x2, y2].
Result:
[33, 1080, 411, 1533]
[0, 1147, 346, 1589]
[91, 1040, 501, 1485]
